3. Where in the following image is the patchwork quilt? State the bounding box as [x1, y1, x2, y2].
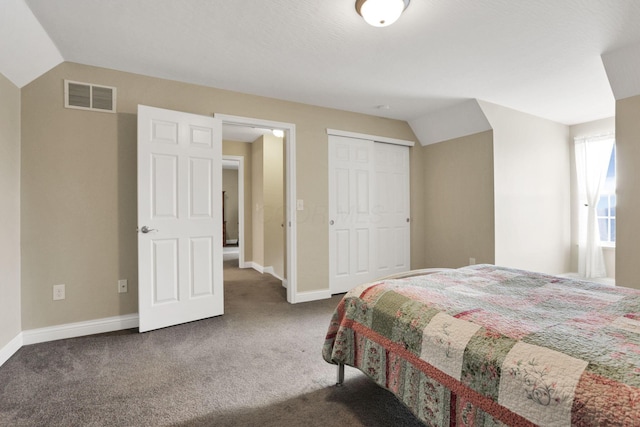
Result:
[322, 265, 640, 426]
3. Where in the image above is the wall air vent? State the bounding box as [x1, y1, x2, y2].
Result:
[64, 80, 117, 113]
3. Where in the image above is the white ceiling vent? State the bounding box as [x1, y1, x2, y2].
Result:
[64, 80, 116, 113]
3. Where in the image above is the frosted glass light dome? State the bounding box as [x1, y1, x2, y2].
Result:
[358, 0, 407, 27]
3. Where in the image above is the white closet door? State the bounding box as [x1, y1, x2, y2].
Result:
[372, 143, 410, 278]
[329, 136, 375, 294]
[329, 136, 410, 294]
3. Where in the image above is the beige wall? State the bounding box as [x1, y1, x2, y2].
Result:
[569, 117, 616, 278]
[0, 73, 22, 350]
[21, 73, 139, 329]
[223, 140, 253, 260]
[222, 168, 239, 242]
[480, 101, 571, 274]
[249, 134, 285, 277]
[615, 95, 640, 289]
[422, 131, 495, 268]
[409, 144, 427, 270]
[20, 62, 420, 329]
[262, 135, 285, 279]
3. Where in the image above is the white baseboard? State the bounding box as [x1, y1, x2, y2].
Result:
[294, 289, 332, 303]
[263, 266, 285, 283]
[22, 314, 139, 346]
[0, 333, 23, 368]
[248, 262, 264, 274]
[248, 264, 326, 301]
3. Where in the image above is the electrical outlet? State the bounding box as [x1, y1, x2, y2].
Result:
[53, 284, 65, 300]
[469, 257, 476, 265]
[118, 279, 128, 293]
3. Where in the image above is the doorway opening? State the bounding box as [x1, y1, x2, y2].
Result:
[219, 115, 297, 303]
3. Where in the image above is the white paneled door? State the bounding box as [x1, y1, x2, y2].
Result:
[137, 105, 223, 332]
[329, 136, 375, 294]
[372, 142, 411, 279]
[328, 135, 410, 294]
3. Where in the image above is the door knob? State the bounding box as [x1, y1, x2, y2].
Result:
[139, 226, 157, 234]
[330, 220, 335, 225]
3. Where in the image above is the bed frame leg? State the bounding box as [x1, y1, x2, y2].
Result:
[336, 363, 345, 386]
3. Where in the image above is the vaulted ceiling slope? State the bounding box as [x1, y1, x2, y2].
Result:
[3, 0, 640, 145]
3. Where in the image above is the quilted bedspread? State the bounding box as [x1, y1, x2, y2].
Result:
[322, 265, 640, 426]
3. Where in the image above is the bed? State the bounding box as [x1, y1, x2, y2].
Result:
[322, 264, 640, 426]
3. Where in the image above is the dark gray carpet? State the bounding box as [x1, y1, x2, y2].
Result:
[0, 259, 424, 426]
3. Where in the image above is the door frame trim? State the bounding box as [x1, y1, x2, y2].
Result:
[215, 114, 298, 304]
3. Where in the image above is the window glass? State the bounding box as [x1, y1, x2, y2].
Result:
[612, 219, 616, 242]
[611, 195, 616, 216]
[596, 145, 616, 244]
[597, 197, 608, 216]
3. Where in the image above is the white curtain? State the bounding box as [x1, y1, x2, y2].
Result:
[574, 135, 614, 278]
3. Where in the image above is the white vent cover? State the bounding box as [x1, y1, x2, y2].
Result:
[64, 80, 117, 113]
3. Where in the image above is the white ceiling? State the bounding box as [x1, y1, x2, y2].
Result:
[6, 0, 640, 127]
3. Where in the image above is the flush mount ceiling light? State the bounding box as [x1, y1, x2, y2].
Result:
[272, 129, 284, 138]
[356, 0, 410, 27]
